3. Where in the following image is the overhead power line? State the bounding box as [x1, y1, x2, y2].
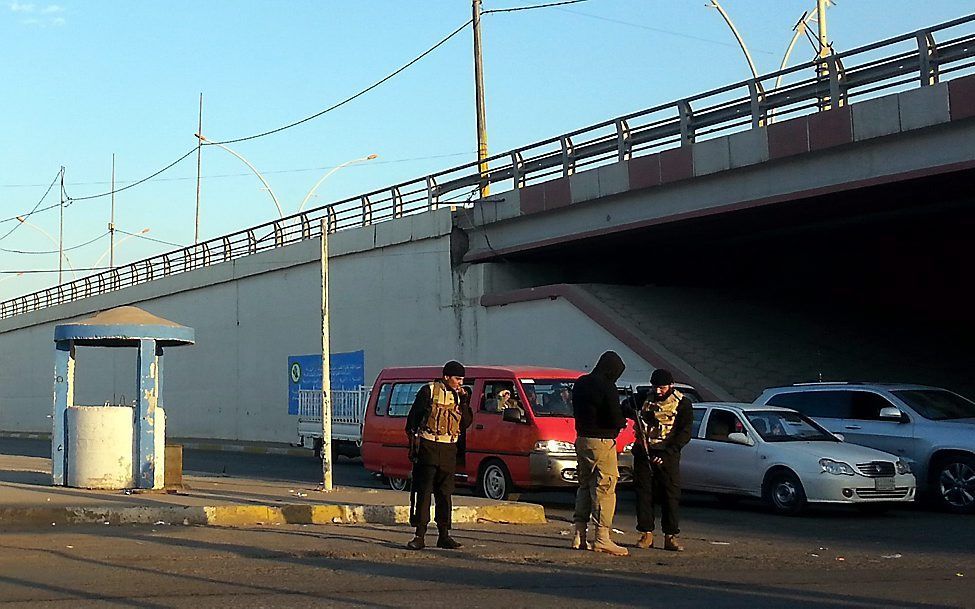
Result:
[115, 228, 184, 248]
[0, 232, 108, 255]
[64, 148, 199, 203]
[484, 0, 590, 15]
[208, 18, 475, 146]
[0, 170, 61, 239]
[0, 267, 112, 275]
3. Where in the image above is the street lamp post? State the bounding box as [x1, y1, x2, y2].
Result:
[298, 154, 379, 213]
[195, 133, 284, 219]
[15, 216, 77, 282]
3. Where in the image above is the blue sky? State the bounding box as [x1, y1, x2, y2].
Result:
[0, 0, 971, 300]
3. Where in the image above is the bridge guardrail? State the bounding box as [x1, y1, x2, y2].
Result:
[3, 14, 974, 320]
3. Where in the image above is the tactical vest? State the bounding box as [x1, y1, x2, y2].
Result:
[641, 389, 684, 445]
[423, 381, 462, 437]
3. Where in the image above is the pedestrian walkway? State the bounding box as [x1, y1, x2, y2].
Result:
[0, 452, 545, 529]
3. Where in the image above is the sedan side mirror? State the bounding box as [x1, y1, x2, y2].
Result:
[879, 406, 906, 422]
[502, 407, 525, 423]
[728, 432, 754, 446]
[833, 433, 845, 442]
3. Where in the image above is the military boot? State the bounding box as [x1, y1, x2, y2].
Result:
[592, 526, 629, 556]
[664, 534, 684, 552]
[635, 532, 654, 549]
[571, 522, 589, 550]
[436, 526, 463, 550]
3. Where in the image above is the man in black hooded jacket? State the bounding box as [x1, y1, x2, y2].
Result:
[571, 350, 628, 556]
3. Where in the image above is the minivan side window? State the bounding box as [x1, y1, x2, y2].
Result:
[388, 382, 428, 417]
[691, 408, 706, 437]
[849, 391, 898, 420]
[766, 391, 853, 419]
[373, 383, 392, 416]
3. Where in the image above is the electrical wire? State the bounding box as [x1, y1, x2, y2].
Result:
[0, 170, 61, 239]
[208, 19, 474, 146]
[114, 228, 184, 248]
[0, 267, 112, 274]
[0, 232, 108, 255]
[483, 0, 590, 15]
[63, 147, 198, 202]
[557, 7, 777, 55]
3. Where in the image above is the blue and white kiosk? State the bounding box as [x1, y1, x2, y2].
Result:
[52, 306, 194, 489]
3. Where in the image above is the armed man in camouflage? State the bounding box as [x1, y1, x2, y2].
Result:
[404, 360, 474, 551]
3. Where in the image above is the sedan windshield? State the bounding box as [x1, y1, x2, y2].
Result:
[892, 389, 975, 420]
[745, 411, 836, 442]
[521, 379, 575, 417]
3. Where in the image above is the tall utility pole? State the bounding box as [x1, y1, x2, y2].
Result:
[319, 219, 333, 492]
[58, 166, 65, 285]
[194, 93, 203, 244]
[473, 0, 489, 198]
[109, 154, 116, 268]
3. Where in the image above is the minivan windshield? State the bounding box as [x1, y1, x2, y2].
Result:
[521, 379, 575, 417]
[745, 411, 837, 442]
[892, 389, 975, 420]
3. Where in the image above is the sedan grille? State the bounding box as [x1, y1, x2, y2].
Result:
[855, 487, 911, 499]
[856, 461, 895, 477]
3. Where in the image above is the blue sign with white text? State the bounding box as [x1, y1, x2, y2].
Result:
[288, 350, 365, 415]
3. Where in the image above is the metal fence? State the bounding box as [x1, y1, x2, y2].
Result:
[3, 13, 974, 320]
[297, 387, 370, 426]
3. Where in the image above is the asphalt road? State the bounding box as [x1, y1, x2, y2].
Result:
[2, 438, 973, 608]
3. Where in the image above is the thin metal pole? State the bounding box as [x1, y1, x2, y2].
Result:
[473, 0, 489, 198]
[110, 154, 115, 268]
[58, 166, 64, 285]
[320, 219, 333, 492]
[817, 0, 831, 109]
[195, 93, 203, 244]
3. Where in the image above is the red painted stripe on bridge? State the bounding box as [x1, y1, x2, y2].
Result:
[808, 106, 853, 151]
[949, 74, 975, 121]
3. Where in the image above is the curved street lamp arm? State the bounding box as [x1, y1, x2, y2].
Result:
[15, 218, 77, 281]
[708, 0, 762, 85]
[196, 134, 283, 219]
[298, 155, 378, 213]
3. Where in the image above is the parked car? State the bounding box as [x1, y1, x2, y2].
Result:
[664, 402, 916, 515]
[361, 365, 637, 500]
[755, 383, 975, 514]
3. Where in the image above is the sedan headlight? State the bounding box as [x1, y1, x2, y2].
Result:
[534, 440, 575, 453]
[895, 460, 912, 475]
[819, 458, 856, 476]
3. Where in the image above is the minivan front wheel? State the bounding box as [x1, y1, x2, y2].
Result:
[764, 470, 807, 516]
[386, 476, 410, 492]
[478, 460, 518, 501]
[933, 455, 975, 514]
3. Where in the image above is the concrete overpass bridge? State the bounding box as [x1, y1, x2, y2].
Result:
[2, 15, 974, 441]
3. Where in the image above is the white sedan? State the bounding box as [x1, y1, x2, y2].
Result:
[679, 403, 917, 514]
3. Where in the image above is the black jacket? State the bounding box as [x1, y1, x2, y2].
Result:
[405, 381, 474, 457]
[572, 351, 627, 439]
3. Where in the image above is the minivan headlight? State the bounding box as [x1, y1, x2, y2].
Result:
[819, 458, 855, 476]
[895, 460, 912, 475]
[534, 440, 575, 453]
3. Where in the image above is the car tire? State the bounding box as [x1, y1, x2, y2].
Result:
[478, 460, 518, 501]
[764, 470, 807, 516]
[386, 476, 410, 492]
[932, 455, 975, 514]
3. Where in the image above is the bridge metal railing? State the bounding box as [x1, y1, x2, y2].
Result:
[3, 14, 974, 320]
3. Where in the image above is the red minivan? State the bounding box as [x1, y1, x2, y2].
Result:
[361, 365, 636, 500]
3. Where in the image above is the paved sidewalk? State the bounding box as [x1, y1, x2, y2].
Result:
[0, 431, 317, 457]
[0, 452, 545, 529]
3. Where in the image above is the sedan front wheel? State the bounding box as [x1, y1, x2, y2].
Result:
[934, 456, 975, 514]
[764, 470, 807, 516]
